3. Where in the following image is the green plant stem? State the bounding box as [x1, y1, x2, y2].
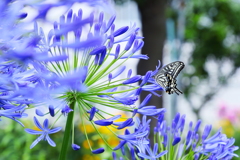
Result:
[58, 101, 75, 160]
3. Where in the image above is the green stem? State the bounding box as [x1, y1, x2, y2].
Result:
[58, 101, 75, 160]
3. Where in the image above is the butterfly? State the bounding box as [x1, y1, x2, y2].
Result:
[153, 61, 185, 95]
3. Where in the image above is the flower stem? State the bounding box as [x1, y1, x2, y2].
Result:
[58, 101, 75, 160]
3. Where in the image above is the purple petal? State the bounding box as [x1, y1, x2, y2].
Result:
[112, 152, 117, 159]
[98, 47, 107, 65]
[43, 119, 49, 129]
[37, 55, 68, 62]
[142, 84, 163, 91]
[105, 15, 116, 32]
[140, 71, 152, 87]
[111, 66, 126, 79]
[25, 129, 43, 135]
[94, 119, 113, 126]
[117, 118, 134, 129]
[153, 143, 159, 154]
[132, 40, 144, 53]
[36, 109, 44, 117]
[155, 150, 168, 158]
[49, 105, 55, 117]
[89, 107, 97, 121]
[108, 115, 121, 121]
[122, 75, 142, 84]
[139, 94, 152, 109]
[58, 37, 103, 49]
[49, 127, 62, 134]
[194, 120, 202, 134]
[124, 34, 136, 51]
[127, 69, 132, 78]
[172, 136, 181, 146]
[33, 117, 44, 130]
[114, 44, 120, 59]
[72, 144, 80, 150]
[46, 134, 56, 147]
[113, 26, 129, 37]
[61, 105, 73, 116]
[92, 148, 105, 154]
[114, 140, 127, 150]
[89, 46, 106, 55]
[202, 125, 212, 141]
[137, 108, 165, 116]
[30, 134, 45, 149]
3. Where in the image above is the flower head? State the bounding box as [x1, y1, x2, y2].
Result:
[113, 110, 239, 160]
[131, 111, 239, 160]
[25, 117, 62, 149]
[0, 0, 162, 153]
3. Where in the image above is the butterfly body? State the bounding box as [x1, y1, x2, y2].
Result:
[153, 61, 184, 95]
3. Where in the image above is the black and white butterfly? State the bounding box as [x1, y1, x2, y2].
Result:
[153, 61, 185, 95]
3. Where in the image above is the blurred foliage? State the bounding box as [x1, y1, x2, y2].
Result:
[168, 0, 240, 118]
[184, 0, 240, 79]
[0, 119, 125, 160]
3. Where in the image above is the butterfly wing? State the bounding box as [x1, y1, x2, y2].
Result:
[154, 61, 185, 94]
[154, 67, 169, 89]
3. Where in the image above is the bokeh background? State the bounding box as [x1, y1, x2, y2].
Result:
[1, 0, 240, 159]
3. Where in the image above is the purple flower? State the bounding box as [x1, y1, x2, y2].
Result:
[116, 118, 134, 129]
[61, 105, 73, 116]
[25, 117, 62, 149]
[92, 148, 105, 154]
[112, 26, 129, 37]
[94, 115, 121, 126]
[0, 104, 27, 126]
[48, 105, 55, 117]
[89, 107, 97, 121]
[36, 109, 44, 117]
[135, 111, 240, 159]
[124, 34, 136, 51]
[72, 144, 80, 150]
[0, 0, 159, 154]
[94, 119, 113, 126]
[138, 144, 168, 159]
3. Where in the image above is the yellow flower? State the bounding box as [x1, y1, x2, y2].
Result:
[83, 140, 93, 149]
[78, 124, 95, 134]
[82, 155, 95, 160]
[108, 137, 119, 146]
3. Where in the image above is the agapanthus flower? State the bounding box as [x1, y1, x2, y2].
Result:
[0, 0, 163, 155]
[122, 111, 239, 160]
[25, 117, 62, 149]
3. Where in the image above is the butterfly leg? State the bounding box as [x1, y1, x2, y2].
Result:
[174, 87, 182, 95]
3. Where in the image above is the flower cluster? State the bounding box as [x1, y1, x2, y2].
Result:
[0, 0, 164, 155]
[113, 111, 239, 160]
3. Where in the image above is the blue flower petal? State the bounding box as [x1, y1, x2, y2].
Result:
[94, 119, 113, 126]
[122, 75, 142, 84]
[35, 109, 44, 117]
[33, 117, 44, 130]
[72, 144, 81, 150]
[30, 134, 45, 149]
[46, 134, 56, 147]
[92, 148, 105, 154]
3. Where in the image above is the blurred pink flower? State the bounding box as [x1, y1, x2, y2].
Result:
[218, 103, 240, 124]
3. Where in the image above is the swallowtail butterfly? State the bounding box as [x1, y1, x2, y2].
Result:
[153, 61, 185, 95]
